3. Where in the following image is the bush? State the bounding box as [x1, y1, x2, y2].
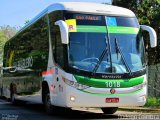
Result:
[145, 97, 160, 107]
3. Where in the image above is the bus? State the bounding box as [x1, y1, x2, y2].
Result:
[0, 2, 157, 114]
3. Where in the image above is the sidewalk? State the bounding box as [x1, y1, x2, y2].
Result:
[118, 107, 160, 113]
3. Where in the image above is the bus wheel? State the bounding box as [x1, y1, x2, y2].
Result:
[10, 84, 17, 104]
[10, 91, 16, 104]
[0, 87, 2, 97]
[101, 107, 118, 114]
[44, 93, 53, 114]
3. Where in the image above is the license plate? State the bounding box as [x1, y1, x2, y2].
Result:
[106, 98, 119, 103]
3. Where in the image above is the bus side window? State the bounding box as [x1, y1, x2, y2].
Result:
[49, 11, 65, 69]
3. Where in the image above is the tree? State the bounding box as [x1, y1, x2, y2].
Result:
[113, 0, 160, 97]
[0, 25, 18, 40]
[24, 20, 30, 25]
[113, 0, 138, 12]
[0, 25, 18, 64]
[0, 31, 7, 63]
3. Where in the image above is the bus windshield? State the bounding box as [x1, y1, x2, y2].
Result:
[66, 14, 145, 74]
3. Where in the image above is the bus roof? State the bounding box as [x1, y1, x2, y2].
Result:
[14, 2, 136, 39]
[48, 2, 135, 17]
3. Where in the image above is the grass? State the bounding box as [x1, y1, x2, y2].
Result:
[145, 97, 160, 107]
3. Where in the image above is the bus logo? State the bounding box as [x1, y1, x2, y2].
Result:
[110, 88, 116, 94]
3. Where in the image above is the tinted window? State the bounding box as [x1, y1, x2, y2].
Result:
[115, 17, 139, 28]
[3, 15, 49, 76]
[49, 11, 66, 69]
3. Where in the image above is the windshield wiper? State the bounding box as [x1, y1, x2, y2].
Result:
[92, 47, 108, 75]
[92, 36, 110, 75]
[115, 38, 131, 74]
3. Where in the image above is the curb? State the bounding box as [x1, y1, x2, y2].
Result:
[118, 107, 160, 113]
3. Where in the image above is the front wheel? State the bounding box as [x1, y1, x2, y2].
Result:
[101, 107, 118, 114]
[44, 93, 53, 114]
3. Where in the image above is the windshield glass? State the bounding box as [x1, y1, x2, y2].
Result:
[109, 33, 145, 73]
[66, 13, 145, 74]
[69, 32, 111, 72]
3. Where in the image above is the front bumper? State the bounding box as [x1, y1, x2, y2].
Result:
[65, 85, 147, 108]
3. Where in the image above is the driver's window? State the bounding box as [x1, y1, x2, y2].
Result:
[49, 11, 65, 69]
[55, 29, 65, 68]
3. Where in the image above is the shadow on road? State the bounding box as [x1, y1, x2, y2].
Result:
[0, 98, 119, 119]
[21, 103, 119, 119]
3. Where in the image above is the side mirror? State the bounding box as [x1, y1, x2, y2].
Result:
[55, 20, 69, 44]
[140, 25, 157, 48]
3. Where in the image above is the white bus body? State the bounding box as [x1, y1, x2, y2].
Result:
[1, 2, 157, 114]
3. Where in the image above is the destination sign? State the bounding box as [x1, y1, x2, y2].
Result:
[75, 14, 102, 21]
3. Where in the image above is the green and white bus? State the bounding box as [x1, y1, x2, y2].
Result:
[0, 2, 157, 114]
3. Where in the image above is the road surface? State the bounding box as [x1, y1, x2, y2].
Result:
[0, 98, 159, 120]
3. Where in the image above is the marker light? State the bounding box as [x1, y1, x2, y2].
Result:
[62, 77, 89, 90]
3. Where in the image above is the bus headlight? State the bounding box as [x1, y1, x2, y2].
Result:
[62, 77, 89, 90]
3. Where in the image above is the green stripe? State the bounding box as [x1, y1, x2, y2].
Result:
[76, 25, 139, 34]
[74, 75, 144, 88]
[108, 26, 139, 34]
[77, 26, 106, 33]
[80, 89, 142, 96]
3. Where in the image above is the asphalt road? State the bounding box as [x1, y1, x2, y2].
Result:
[0, 98, 159, 120]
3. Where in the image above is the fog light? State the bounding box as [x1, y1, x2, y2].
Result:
[70, 96, 76, 102]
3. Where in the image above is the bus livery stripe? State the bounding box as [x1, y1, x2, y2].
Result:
[75, 25, 139, 34]
[42, 69, 54, 75]
[74, 75, 144, 88]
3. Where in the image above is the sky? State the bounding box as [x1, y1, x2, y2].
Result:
[0, 0, 111, 28]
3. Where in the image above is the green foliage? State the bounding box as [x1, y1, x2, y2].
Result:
[113, 0, 137, 11]
[0, 26, 18, 64]
[24, 20, 30, 25]
[145, 97, 160, 107]
[0, 31, 7, 64]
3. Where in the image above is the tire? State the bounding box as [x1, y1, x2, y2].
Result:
[10, 84, 17, 105]
[10, 91, 17, 104]
[101, 107, 118, 114]
[0, 88, 2, 97]
[44, 93, 53, 114]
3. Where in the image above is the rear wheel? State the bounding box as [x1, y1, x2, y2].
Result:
[0, 87, 2, 97]
[10, 84, 17, 104]
[101, 107, 118, 114]
[10, 92, 16, 104]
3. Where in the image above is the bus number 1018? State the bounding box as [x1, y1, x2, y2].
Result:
[105, 82, 121, 88]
